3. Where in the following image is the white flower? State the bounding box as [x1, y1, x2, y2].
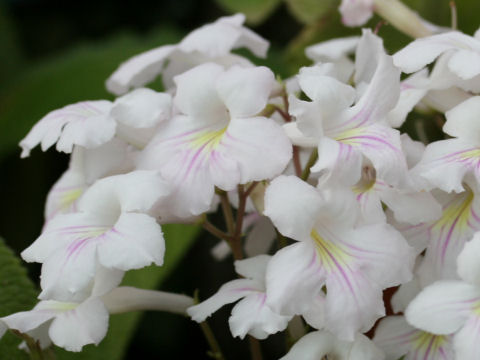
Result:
[0, 286, 193, 352]
[412, 97, 480, 193]
[20, 88, 172, 157]
[187, 255, 291, 339]
[405, 232, 480, 360]
[264, 176, 414, 340]
[137, 63, 292, 217]
[106, 14, 269, 94]
[394, 30, 480, 82]
[22, 171, 170, 301]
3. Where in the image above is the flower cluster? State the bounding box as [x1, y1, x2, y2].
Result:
[3, 4, 480, 359]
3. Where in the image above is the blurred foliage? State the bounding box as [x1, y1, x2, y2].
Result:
[0, 238, 37, 360]
[215, 0, 281, 24]
[0, 25, 182, 162]
[1, 0, 480, 358]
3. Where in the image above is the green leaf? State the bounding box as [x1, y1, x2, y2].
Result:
[0, 6, 25, 90]
[214, 0, 281, 24]
[56, 224, 201, 360]
[284, 0, 337, 24]
[0, 238, 38, 360]
[0, 26, 182, 162]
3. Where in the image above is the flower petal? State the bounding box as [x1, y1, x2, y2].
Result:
[405, 280, 480, 334]
[216, 65, 275, 118]
[339, 0, 374, 26]
[457, 232, 480, 286]
[264, 175, 324, 241]
[444, 96, 480, 143]
[453, 314, 480, 360]
[173, 63, 225, 119]
[393, 31, 480, 74]
[266, 242, 326, 315]
[187, 279, 262, 322]
[20, 101, 114, 157]
[234, 255, 270, 282]
[105, 45, 176, 95]
[229, 293, 291, 339]
[49, 298, 109, 352]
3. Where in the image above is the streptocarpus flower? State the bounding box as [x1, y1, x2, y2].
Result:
[137, 62, 292, 217]
[187, 255, 291, 339]
[0, 286, 193, 352]
[20, 88, 172, 157]
[285, 52, 408, 188]
[264, 175, 414, 340]
[106, 14, 268, 94]
[21, 170, 170, 301]
[405, 232, 480, 360]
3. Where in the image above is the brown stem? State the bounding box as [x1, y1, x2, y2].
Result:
[202, 221, 233, 243]
[300, 148, 318, 181]
[249, 337, 263, 360]
[292, 146, 302, 177]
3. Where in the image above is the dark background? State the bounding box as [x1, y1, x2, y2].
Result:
[0, 0, 477, 358]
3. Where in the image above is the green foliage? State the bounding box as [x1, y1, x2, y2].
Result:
[56, 224, 201, 360]
[0, 6, 24, 90]
[0, 26, 182, 162]
[214, 0, 281, 24]
[284, 0, 337, 24]
[0, 238, 38, 360]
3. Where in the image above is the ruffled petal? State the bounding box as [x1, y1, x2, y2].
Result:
[96, 212, 165, 270]
[305, 36, 359, 62]
[264, 175, 324, 241]
[229, 293, 291, 339]
[187, 279, 262, 322]
[48, 298, 109, 352]
[410, 138, 480, 193]
[20, 101, 114, 157]
[216, 66, 274, 118]
[105, 45, 176, 95]
[393, 31, 480, 74]
[405, 281, 480, 334]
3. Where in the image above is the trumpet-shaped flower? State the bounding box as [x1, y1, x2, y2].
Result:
[22, 171, 170, 301]
[405, 233, 480, 360]
[0, 286, 194, 352]
[137, 63, 292, 217]
[20, 88, 172, 157]
[106, 14, 268, 94]
[285, 51, 407, 187]
[187, 255, 291, 339]
[264, 176, 414, 340]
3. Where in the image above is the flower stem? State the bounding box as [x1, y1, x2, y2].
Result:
[249, 337, 263, 360]
[301, 148, 318, 181]
[199, 321, 226, 360]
